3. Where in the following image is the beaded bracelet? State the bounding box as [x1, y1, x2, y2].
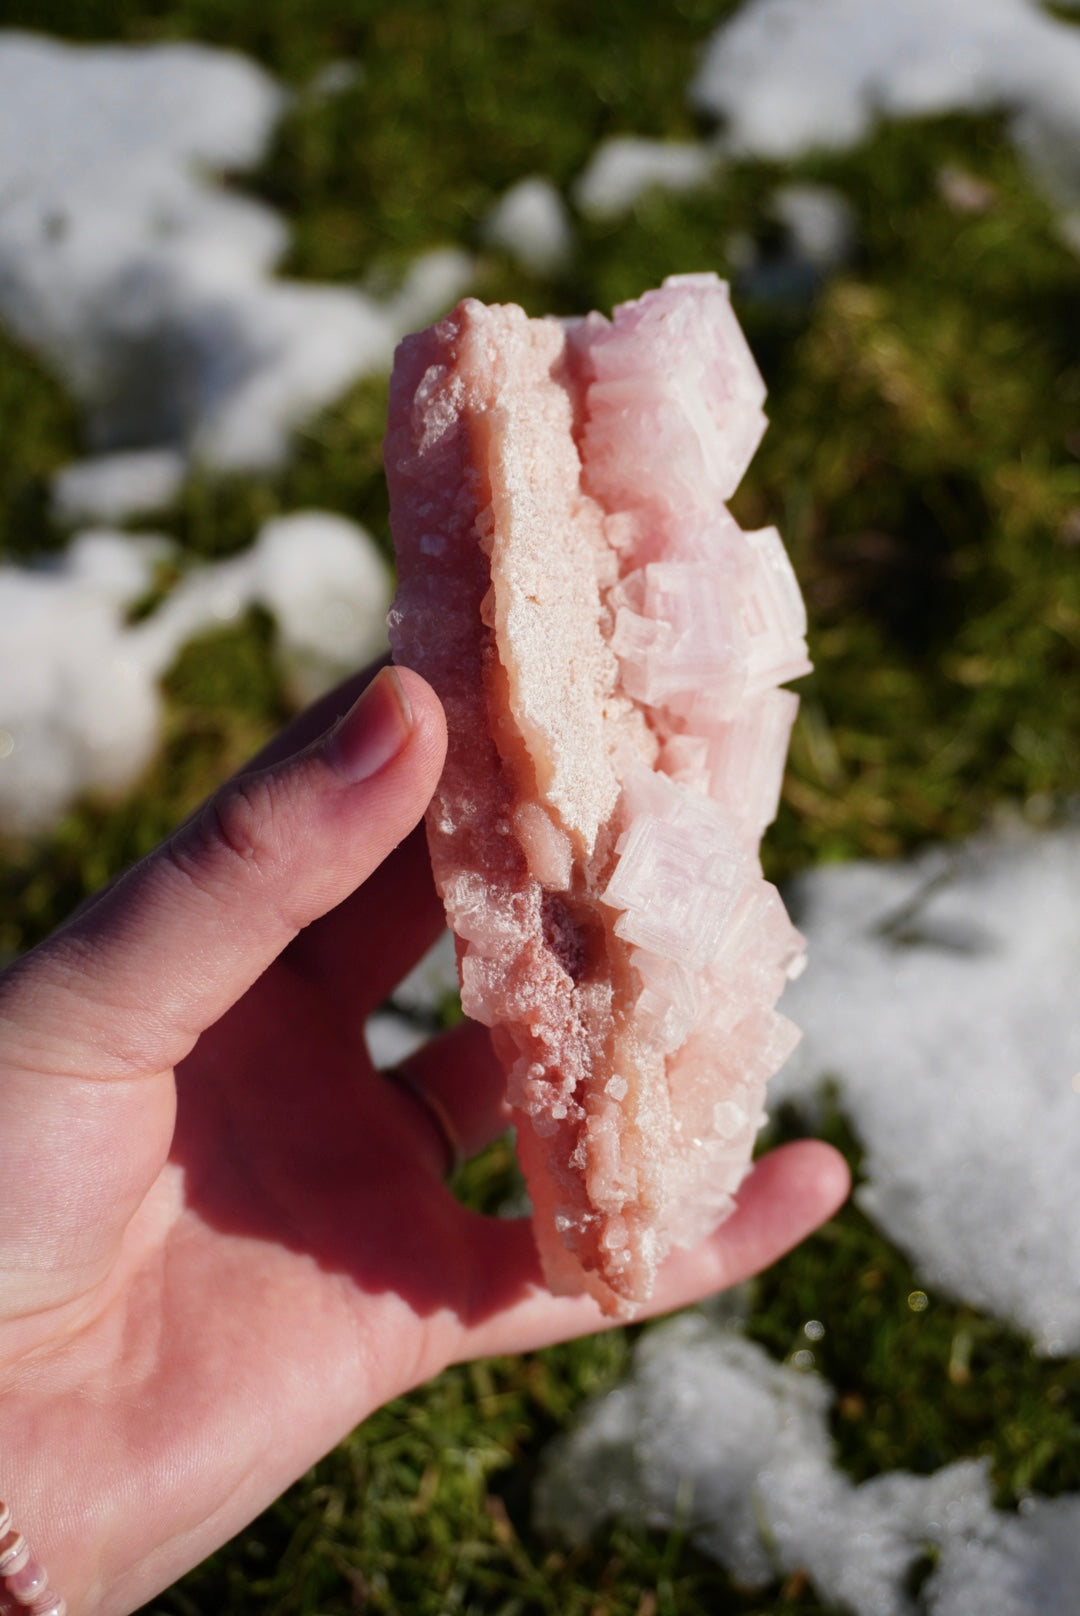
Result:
[0, 1503, 65, 1616]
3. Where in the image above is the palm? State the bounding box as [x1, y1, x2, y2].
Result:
[0, 670, 848, 1616]
[0, 827, 497, 1611]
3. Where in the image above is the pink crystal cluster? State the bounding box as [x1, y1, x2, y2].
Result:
[386, 273, 810, 1314]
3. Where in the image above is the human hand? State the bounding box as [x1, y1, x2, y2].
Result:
[0, 663, 849, 1616]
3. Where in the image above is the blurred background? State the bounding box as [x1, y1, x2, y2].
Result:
[1, 1, 1079, 1612]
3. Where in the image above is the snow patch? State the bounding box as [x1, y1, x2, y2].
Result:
[483, 177, 574, 274]
[573, 137, 719, 220]
[540, 828, 1080, 1606]
[0, 532, 171, 832]
[237, 511, 392, 704]
[51, 450, 188, 526]
[778, 826, 1080, 1354]
[538, 1313, 1080, 1616]
[0, 513, 391, 834]
[0, 32, 471, 521]
[691, 0, 1080, 240]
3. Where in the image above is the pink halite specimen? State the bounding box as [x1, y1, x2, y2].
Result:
[386, 273, 810, 1315]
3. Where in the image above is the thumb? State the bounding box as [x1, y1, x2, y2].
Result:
[0, 666, 446, 1087]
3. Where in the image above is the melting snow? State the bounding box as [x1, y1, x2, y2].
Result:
[483, 177, 574, 274]
[540, 827, 1080, 1612]
[538, 1313, 1080, 1616]
[0, 31, 471, 520]
[572, 137, 719, 220]
[0, 512, 391, 833]
[50, 449, 188, 527]
[777, 826, 1080, 1355]
[564, 0, 1080, 291]
[691, 0, 1080, 242]
[560, 0, 1080, 254]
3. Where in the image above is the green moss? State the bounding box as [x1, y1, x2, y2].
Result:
[0, 328, 82, 562]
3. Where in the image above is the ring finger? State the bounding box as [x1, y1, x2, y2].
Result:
[379, 1019, 510, 1178]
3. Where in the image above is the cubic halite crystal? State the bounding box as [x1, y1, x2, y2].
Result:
[386, 273, 809, 1314]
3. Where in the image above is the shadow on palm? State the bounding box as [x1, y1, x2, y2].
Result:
[169, 817, 533, 1341]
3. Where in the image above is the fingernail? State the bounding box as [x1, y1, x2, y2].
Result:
[326, 667, 413, 783]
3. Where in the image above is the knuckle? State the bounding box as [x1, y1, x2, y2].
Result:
[205, 773, 276, 869]
[166, 773, 281, 900]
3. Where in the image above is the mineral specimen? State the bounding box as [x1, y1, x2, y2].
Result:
[386, 274, 810, 1315]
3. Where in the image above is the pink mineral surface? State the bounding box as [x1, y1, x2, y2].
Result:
[386, 273, 810, 1315]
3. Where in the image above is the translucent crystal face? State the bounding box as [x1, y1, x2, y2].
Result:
[582, 275, 768, 520]
[612, 559, 750, 719]
[604, 769, 749, 971]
